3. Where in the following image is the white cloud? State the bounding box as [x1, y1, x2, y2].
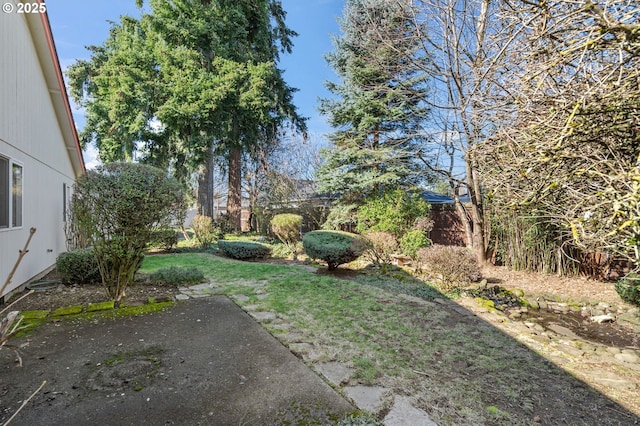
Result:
[149, 117, 165, 133]
[82, 144, 100, 170]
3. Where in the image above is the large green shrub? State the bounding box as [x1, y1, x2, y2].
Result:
[271, 214, 303, 260]
[418, 245, 481, 292]
[615, 273, 640, 307]
[71, 163, 185, 307]
[56, 248, 101, 285]
[217, 240, 271, 260]
[356, 189, 430, 237]
[303, 230, 370, 270]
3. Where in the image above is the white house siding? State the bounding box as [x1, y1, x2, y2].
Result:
[0, 5, 81, 297]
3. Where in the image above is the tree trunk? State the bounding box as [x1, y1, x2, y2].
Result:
[469, 0, 490, 267]
[227, 147, 242, 231]
[197, 146, 214, 218]
[454, 198, 474, 250]
[466, 154, 487, 265]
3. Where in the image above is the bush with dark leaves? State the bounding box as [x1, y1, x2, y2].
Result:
[56, 248, 101, 285]
[303, 230, 370, 270]
[615, 273, 640, 307]
[217, 240, 271, 260]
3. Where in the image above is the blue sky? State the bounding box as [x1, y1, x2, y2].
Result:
[46, 0, 344, 167]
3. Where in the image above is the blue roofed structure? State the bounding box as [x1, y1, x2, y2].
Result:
[421, 190, 470, 205]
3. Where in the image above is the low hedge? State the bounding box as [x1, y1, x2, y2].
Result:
[217, 240, 271, 260]
[302, 230, 370, 270]
[56, 247, 101, 285]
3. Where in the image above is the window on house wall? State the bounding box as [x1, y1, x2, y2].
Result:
[0, 155, 23, 229]
[12, 163, 22, 227]
[0, 156, 8, 228]
[63, 183, 70, 222]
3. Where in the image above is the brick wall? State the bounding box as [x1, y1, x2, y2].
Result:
[429, 207, 467, 247]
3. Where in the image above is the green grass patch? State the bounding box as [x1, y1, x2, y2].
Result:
[136, 253, 616, 425]
[140, 252, 295, 283]
[105, 353, 125, 365]
[149, 265, 205, 285]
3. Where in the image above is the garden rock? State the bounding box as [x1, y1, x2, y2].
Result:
[249, 311, 277, 321]
[615, 351, 640, 364]
[590, 313, 616, 323]
[316, 362, 354, 386]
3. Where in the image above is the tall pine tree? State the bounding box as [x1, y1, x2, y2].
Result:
[68, 0, 305, 230]
[317, 0, 430, 205]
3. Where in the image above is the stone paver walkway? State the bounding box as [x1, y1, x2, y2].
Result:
[176, 282, 440, 425]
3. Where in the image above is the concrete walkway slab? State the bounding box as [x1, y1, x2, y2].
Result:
[384, 396, 437, 426]
[0, 297, 354, 425]
[344, 385, 387, 412]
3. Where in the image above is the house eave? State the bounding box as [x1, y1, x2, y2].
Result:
[24, 1, 85, 177]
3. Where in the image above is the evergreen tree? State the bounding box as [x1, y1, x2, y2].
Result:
[68, 0, 305, 230]
[317, 0, 430, 204]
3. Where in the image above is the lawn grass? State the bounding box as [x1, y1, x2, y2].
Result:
[140, 253, 630, 425]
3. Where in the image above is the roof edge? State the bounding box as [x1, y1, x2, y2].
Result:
[32, 1, 85, 175]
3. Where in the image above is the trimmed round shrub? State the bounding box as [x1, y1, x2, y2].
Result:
[400, 230, 431, 260]
[56, 248, 101, 285]
[303, 230, 370, 270]
[615, 273, 640, 307]
[149, 266, 205, 285]
[417, 245, 481, 292]
[271, 214, 302, 242]
[217, 240, 271, 260]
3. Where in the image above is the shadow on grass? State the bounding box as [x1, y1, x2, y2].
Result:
[148, 253, 640, 424]
[266, 262, 639, 425]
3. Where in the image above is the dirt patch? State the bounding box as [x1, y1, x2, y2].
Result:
[4, 271, 179, 312]
[481, 265, 628, 307]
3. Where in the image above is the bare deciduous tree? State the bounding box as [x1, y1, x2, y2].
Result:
[244, 133, 326, 232]
[402, 0, 531, 264]
[478, 0, 640, 269]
